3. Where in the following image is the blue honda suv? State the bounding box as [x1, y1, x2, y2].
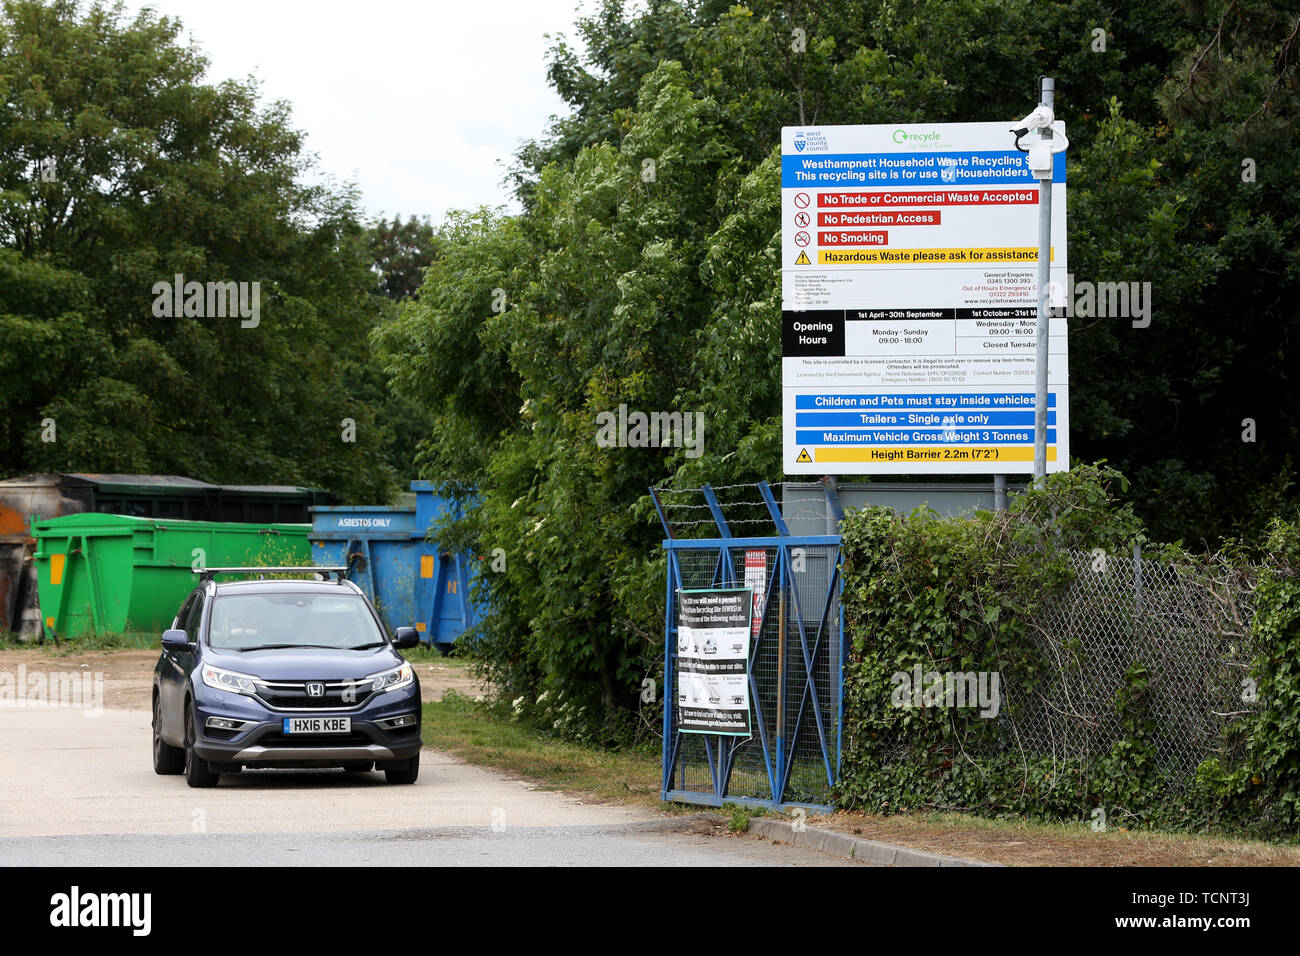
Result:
[152, 567, 423, 788]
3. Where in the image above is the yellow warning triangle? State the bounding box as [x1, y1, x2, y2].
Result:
[794, 250, 811, 265]
[796, 448, 812, 463]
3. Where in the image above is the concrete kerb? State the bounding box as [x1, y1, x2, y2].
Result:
[747, 816, 1001, 867]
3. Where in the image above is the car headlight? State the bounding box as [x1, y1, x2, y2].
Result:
[201, 663, 259, 696]
[368, 663, 414, 694]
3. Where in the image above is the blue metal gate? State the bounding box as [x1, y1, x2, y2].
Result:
[652, 481, 844, 811]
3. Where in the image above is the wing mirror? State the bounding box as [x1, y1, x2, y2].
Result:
[393, 627, 420, 649]
[162, 628, 194, 651]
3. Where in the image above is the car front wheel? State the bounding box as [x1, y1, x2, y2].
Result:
[184, 706, 220, 788]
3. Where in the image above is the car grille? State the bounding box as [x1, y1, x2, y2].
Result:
[255, 680, 374, 710]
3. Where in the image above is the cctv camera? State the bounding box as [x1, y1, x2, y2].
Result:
[1010, 105, 1055, 141]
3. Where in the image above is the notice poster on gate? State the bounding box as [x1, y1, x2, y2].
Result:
[780, 121, 1069, 475]
[676, 588, 752, 736]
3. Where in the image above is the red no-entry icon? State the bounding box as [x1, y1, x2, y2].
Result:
[794, 211, 810, 227]
[793, 192, 810, 209]
[794, 231, 811, 247]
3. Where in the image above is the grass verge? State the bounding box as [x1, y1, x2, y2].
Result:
[0, 631, 156, 653]
[816, 810, 1300, 867]
[420, 690, 667, 810]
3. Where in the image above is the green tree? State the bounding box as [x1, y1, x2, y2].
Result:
[369, 215, 441, 302]
[0, 0, 394, 500]
[348, 214, 443, 492]
[382, 0, 1300, 740]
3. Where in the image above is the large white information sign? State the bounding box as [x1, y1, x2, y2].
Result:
[781, 122, 1069, 474]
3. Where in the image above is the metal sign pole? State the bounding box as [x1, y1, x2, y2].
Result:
[823, 475, 838, 534]
[1032, 77, 1055, 486]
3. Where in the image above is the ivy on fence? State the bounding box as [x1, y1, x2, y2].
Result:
[836, 463, 1300, 841]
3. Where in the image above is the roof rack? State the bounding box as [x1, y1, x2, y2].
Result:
[197, 566, 349, 584]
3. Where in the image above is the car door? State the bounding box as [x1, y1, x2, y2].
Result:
[160, 590, 202, 739]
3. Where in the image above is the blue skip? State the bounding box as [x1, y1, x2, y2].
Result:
[309, 481, 485, 649]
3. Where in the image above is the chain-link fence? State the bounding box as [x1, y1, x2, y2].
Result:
[1019, 549, 1255, 786]
[874, 547, 1259, 794]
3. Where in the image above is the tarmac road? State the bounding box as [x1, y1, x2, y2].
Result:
[0, 822, 862, 866]
[0, 707, 859, 866]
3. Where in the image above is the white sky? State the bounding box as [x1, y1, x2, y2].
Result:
[121, 0, 591, 224]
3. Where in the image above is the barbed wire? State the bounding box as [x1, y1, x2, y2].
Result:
[654, 482, 784, 494]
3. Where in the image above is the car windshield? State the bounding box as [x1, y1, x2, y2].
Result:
[208, 591, 386, 651]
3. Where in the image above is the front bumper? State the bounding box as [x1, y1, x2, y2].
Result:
[192, 685, 422, 766]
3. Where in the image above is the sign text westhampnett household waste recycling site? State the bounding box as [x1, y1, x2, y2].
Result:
[781, 122, 1070, 475]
